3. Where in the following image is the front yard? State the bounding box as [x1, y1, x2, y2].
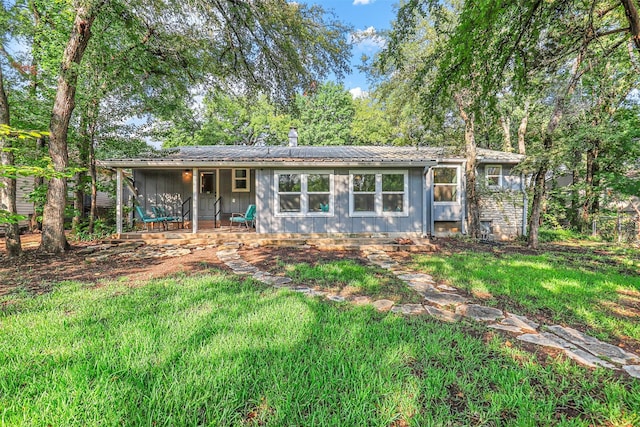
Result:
[1, 236, 639, 425]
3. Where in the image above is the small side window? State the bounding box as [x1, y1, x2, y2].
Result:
[485, 165, 502, 189]
[232, 168, 250, 192]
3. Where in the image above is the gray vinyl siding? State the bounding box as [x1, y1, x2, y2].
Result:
[217, 169, 256, 215]
[16, 177, 34, 216]
[134, 170, 189, 217]
[256, 168, 424, 234]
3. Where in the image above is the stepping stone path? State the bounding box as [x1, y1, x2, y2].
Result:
[361, 248, 640, 379]
[216, 244, 640, 379]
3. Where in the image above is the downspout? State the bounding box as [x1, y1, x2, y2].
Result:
[521, 172, 528, 236]
[460, 162, 466, 235]
[422, 166, 429, 237]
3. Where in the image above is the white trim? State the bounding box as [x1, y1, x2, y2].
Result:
[116, 168, 123, 234]
[432, 165, 460, 205]
[349, 170, 409, 217]
[485, 164, 503, 189]
[274, 170, 334, 217]
[232, 168, 251, 192]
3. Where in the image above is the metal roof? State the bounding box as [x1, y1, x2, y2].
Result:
[100, 145, 524, 168]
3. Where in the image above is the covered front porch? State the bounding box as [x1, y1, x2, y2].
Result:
[114, 167, 256, 235]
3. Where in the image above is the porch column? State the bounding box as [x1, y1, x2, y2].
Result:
[116, 168, 123, 235]
[192, 168, 199, 233]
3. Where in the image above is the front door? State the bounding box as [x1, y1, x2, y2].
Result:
[199, 171, 217, 220]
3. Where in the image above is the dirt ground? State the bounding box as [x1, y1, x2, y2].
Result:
[0, 233, 228, 297]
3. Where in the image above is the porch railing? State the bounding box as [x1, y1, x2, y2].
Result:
[214, 196, 222, 228]
[181, 197, 191, 222]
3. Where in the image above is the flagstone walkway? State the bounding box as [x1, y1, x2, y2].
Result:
[217, 244, 640, 379]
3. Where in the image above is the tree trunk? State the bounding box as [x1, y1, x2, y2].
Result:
[0, 65, 22, 257]
[40, 4, 99, 253]
[30, 137, 45, 232]
[527, 42, 589, 248]
[499, 115, 513, 152]
[455, 92, 481, 239]
[620, 0, 640, 53]
[72, 113, 91, 232]
[569, 150, 581, 229]
[88, 124, 98, 233]
[582, 141, 600, 222]
[517, 100, 529, 155]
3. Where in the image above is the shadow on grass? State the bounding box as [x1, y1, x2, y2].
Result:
[1, 274, 639, 426]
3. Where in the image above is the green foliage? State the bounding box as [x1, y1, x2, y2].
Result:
[69, 218, 116, 242]
[294, 81, 355, 145]
[350, 97, 395, 145]
[1, 274, 638, 425]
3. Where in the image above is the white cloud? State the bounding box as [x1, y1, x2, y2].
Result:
[353, 0, 374, 5]
[349, 87, 368, 99]
[350, 26, 386, 50]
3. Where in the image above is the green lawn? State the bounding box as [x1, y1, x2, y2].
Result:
[408, 244, 640, 346]
[1, 271, 638, 426]
[284, 260, 422, 303]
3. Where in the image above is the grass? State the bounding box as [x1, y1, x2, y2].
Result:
[408, 245, 640, 345]
[283, 260, 421, 302]
[1, 271, 639, 426]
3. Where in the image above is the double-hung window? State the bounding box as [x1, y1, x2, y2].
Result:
[275, 171, 333, 216]
[350, 171, 408, 216]
[433, 167, 459, 203]
[485, 165, 502, 189]
[232, 168, 250, 192]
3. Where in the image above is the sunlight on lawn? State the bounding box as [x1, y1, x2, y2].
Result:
[410, 250, 640, 345]
[1, 271, 639, 425]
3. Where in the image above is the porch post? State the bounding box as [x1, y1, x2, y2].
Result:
[192, 168, 199, 233]
[215, 169, 220, 226]
[116, 168, 123, 235]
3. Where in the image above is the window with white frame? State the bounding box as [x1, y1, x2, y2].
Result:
[350, 171, 408, 216]
[485, 165, 502, 189]
[232, 168, 250, 192]
[433, 167, 459, 203]
[275, 171, 333, 216]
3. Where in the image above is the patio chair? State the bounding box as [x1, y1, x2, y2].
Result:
[229, 204, 256, 229]
[152, 206, 183, 229]
[135, 205, 167, 231]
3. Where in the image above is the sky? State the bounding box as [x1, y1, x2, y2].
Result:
[300, 0, 398, 98]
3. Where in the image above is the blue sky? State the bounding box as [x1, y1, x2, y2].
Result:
[301, 0, 398, 96]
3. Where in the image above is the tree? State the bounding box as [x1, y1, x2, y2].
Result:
[0, 64, 22, 257]
[386, 0, 640, 247]
[350, 97, 395, 145]
[30, 0, 351, 253]
[295, 81, 355, 145]
[40, 1, 102, 253]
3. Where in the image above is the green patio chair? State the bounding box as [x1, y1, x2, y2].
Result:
[152, 206, 183, 229]
[229, 204, 256, 229]
[135, 205, 167, 231]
